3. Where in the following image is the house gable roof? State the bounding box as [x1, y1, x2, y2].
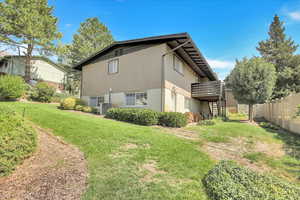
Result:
[73, 32, 218, 81]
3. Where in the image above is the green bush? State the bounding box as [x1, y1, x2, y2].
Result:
[158, 112, 187, 127]
[0, 75, 26, 100]
[51, 93, 72, 103]
[0, 105, 37, 176]
[105, 108, 159, 126]
[82, 106, 92, 113]
[203, 160, 300, 200]
[60, 97, 85, 110]
[30, 82, 56, 102]
[75, 105, 83, 111]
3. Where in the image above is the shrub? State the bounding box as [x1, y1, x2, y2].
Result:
[75, 105, 83, 111]
[60, 97, 85, 110]
[0, 105, 37, 176]
[82, 106, 92, 113]
[51, 93, 71, 103]
[105, 108, 159, 126]
[91, 107, 99, 114]
[158, 112, 187, 127]
[203, 160, 300, 200]
[0, 75, 26, 100]
[61, 97, 76, 109]
[30, 82, 56, 102]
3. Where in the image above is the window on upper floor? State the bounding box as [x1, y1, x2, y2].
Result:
[108, 59, 119, 74]
[173, 55, 184, 75]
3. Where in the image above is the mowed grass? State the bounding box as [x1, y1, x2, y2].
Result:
[187, 118, 280, 144]
[1, 102, 214, 200]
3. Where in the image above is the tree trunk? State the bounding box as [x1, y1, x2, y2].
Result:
[248, 104, 254, 122]
[24, 43, 33, 83]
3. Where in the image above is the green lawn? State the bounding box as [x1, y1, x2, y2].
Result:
[187, 118, 281, 143]
[1, 102, 214, 200]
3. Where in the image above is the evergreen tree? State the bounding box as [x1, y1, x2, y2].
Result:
[227, 57, 276, 121]
[58, 17, 114, 95]
[67, 17, 114, 65]
[257, 15, 298, 98]
[0, 0, 62, 82]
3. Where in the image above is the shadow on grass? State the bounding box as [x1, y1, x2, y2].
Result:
[256, 119, 300, 160]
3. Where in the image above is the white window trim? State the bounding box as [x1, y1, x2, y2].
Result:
[173, 54, 184, 76]
[125, 92, 148, 106]
[108, 59, 119, 74]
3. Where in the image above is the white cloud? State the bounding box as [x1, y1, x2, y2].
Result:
[287, 11, 300, 21]
[207, 58, 235, 69]
[65, 24, 72, 28]
[216, 72, 229, 81]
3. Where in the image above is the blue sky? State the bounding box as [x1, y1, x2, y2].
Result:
[50, 0, 300, 80]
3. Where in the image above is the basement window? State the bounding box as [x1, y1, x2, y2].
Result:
[125, 92, 147, 106]
[185, 97, 191, 110]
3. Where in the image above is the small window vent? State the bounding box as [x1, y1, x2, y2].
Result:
[114, 49, 123, 57]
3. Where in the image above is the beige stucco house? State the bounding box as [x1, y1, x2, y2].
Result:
[0, 56, 67, 92]
[74, 33, 224, 116]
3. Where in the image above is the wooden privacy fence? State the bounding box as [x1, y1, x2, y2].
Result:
[254, 93, 300, 135]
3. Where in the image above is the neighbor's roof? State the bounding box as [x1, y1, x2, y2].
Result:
[73, 32, 218, 81]
[0, 55, 68, 72]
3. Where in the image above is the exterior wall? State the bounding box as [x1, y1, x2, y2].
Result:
[0, 57, 65, 84]
[82, 88, 161, 112]
[162, 45, 210, 114]
[82, 44, 165, 96]
[164, 46, 203, 92]
[31, 59, 65, 84]
[81, 43, 212, 114]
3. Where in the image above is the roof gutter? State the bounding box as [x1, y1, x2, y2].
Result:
[160, 39, 191, 112]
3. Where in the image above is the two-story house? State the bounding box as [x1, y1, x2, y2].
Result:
[74, 33, 224, 116]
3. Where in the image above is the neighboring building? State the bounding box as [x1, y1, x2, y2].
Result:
[74, 33, 225, 116]
[0, 56, 67, 92]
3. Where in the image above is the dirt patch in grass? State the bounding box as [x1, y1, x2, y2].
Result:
[140, 160, 166, 183]
[0, 127, 88, 200]
[254, 141, 285, 158]
[156, 126, 199, 141]
[122, 143, 138, 150]
[202, 137, 281, 172]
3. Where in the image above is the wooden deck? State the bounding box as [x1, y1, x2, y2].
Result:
[191, 81, 223, 101]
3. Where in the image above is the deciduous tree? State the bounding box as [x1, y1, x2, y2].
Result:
[227, 57, 276, 121]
